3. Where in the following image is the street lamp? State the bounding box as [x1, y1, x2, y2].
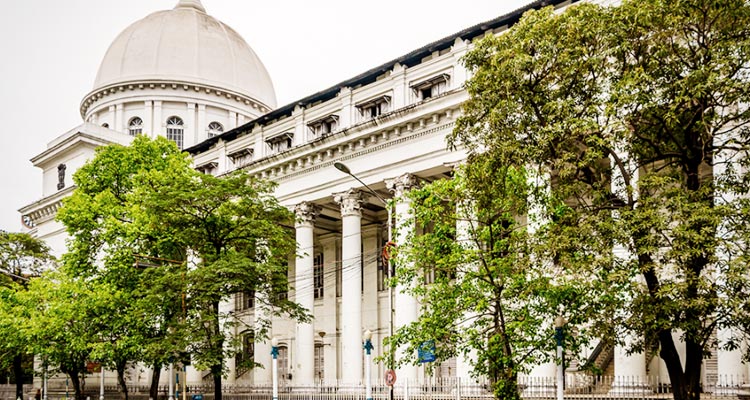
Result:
[100, 366, 105, 400]
[168, 363, 174, 400]
[554, 315, 566, 400]
[363, 330, 374, 400]
[271, 337, 279, 400]
[334, 162, 395, 400]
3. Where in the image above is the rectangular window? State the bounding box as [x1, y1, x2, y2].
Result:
[356, 95, 391, 122]
[229, 148, 254, 169]
[314, 253, 324, 300]
[196, 161, 218, 176]
[234, 290, 254, 311]
[278, 346, 290, 380]
[307, 115, 339, 139]
[265, 133, 294, 154]
[411, 74, 450, 102]
[314, 344, 324, 381]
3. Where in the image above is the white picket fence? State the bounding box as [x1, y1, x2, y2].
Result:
[24, 375, 750, 400]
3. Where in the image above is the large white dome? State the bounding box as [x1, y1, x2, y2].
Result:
[92, 0, 277, 109]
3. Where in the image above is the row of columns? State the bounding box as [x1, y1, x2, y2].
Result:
[284, 173, 420, 387]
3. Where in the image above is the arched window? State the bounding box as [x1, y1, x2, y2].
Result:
[207, 121, 223, 138]
[166, 116, 184, 149]
[128, 117, 143, 136]
[101, 123, 109, 128]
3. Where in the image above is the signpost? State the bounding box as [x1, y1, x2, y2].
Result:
[418, 341, 436, 363]
[385, 369, 397, 387]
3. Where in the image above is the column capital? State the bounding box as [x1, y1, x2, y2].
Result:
[334, 188, 367, 217]
[385, 173, 418, 197]
[294, 202, 321, 228]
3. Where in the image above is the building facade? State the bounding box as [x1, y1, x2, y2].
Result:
[19, 0, 749, 394]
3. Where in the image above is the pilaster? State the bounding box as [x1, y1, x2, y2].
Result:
[153, 101, 163, 138]
[186, 103, 196, 149]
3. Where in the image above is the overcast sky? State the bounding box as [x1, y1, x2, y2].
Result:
[0, 0, 529, 232]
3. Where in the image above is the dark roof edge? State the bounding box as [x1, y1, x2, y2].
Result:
[186, 0, 576, 155]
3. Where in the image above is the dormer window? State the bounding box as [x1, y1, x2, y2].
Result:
[307, 115, 339, 139]
[207, 121, 224, 138]
[128, 117, 143, 136]
[356, 95, 391, 121]
[196, 161, 218, 175]
[266, 132, 294, 154]
[411, 74, 450, 101]
[229, 148, 254, 169]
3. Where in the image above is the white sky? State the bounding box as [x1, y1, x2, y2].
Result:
[0, 0, 529, 232]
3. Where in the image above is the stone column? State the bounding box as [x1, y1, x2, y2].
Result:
[294, 202, 320, 387]
[334, 189, 366, 386]
[717, 328, 748, 391]
[385, 173, 419, 383]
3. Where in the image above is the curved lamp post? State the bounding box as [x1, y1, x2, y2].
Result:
[554, 316, 566, 400]
[271, 337, 279, 400]
[364, 329, 374, 400]
[334, 162, 395, 400]
[100, 366, 105, 400]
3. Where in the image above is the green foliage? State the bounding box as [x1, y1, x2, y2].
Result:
[0, 232, 54, 398]
[53, 135, 307, 400]
[130, 165, 307, 400]
[452, 1, 750, 400]
[388, 162, 599, 399]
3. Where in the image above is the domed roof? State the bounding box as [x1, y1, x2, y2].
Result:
[92, 0, 277, 108]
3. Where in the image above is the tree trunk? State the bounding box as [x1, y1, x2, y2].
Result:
[116, 359, 129, 400]
[13, 354, 24, 400]
[211, 300, 223, 400]
[149, 365, 162, 400]
[212, 367, 222, 400]
[68, 371, 85, 400]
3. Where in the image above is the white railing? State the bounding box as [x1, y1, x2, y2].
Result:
[35, 375, 750, 400]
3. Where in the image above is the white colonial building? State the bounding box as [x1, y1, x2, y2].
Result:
[18, 0, 749, 395]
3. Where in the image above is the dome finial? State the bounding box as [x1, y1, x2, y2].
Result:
[175, 0, 206, 13]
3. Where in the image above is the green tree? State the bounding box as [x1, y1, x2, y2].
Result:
[453, 2, 750, 400]
[0, 231, 54, 400]
[57, 136, 193, 400]
[132, 166, 309, 400]
[389, 161, 600, 400]
[17, 272, 111, 400]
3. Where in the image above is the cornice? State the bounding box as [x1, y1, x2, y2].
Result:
[80, 79, 272, 119]
[228, 90, 464, 183]
[31, 128, 128, 167]
[18, 186, 76, 228]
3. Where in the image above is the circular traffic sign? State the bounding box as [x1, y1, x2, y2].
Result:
[385, 369, 397, 387]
